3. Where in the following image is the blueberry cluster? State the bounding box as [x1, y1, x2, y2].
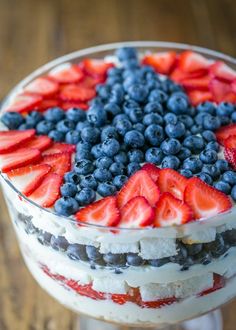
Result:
[18, 212, 236, 272]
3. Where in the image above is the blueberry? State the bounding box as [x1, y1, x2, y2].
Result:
[148, 90, 168, 103]
[231, 111, 236, 123]
[222, 229, 236, 245]
[109, 162, 125, 176]
[91, 144, 103, 159]
[205, 234, 226, 258]
[195, 113, 211, 126]
[18, 123, 34, 130]
[231, 184, 236, 201]
[183, 157, 203, 173]
[64, 171, 80, 185]
[65, 130, 81, 144]
[124, 130, 145, 148]
[144, 102, 163, 115]
[116, 47, 137, 61]
[220, 116, 231, 126]
[114, 152, 128, 164]
[109, 85, 124, 104]
[95, 156, 113, 169]
[94, 168, 112, 182]
[44, 107, 65, 123]
[96, 85, 111, 100]
[103, 253, 126, 266]
[104, 102, 121, 118]
[183, 135, 205, 152]
[127, 84, 149, 103]
[115, 118, 132, 135]
[122, 58, 139, 69]
[196, 102, 216, 115]
[165, 121, 186, 139]
[222, 171, 236, 185]
[86, 246, 102, 261]
[164, 113, 178, 125]
[56, 119, 75, 133]
[133, 123, 146, 133]
[215, 159, 230, 173]
[161, 155, 180, 170]
[216, 102, 234, 116]
[145, 147, 164, 165]
[149, 258, 170, 267]
[101, 138, 120, 157]
[202, 164, 220, 179]
[202, 130, 216, 142]
[106, 76, 122, 86]
[199, 149, 218, 164]
[75, 188, 96, 206]
[127, 162, 141, 176]
[89, 97, 104, 107]
[167, 94, 189, 114]
[25, 111, 43, 127]
[36, 120, 55, 134]
[48, 130, 65, 142]
[1, 112, 24, 129]
[127, 253, 144, 266]
[143, 113, 163, 126]
[87, 105, 107, 127]
[74, 160, 94, 175]
[161, 138, 182, 155]
[81, 127, 100, 144]
[123, 100, 139, 114]
[128, 149, 144, 163]
[60, 182, 77, 197]
[179, 169, 193, 178]
[128, 107, 144, 124]
[76, 141, 92, 153]
[203, 115, 221, 131]
[205, 141, 220, 152]
[113, 114, 129, 125]
[108, 67, 123, 76]
[67, 244, 88, 261]
[75, 121, 90, 132]
[177, 148, 191, 161]
[196, 172, 213, 185]
[145, 124, 165, 146]
[54, 197, 79, 216]
[190, 125, 204, 134]
[97, 182, 117, 196]
[113, 175, 128, 189]
[80, 175, 98, 190]
[195, 250, 212, 265]
[38, 231, 52, 246]
[50, 236, 69, 252]
[214, 181, 231, 194]
[66, 107, 86, 122]
[186, 244, 203, 256]
[170, 243, 188, 265]
[177, 115, 194, 128]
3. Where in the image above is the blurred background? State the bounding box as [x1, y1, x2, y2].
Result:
[0, 0, 236, 329]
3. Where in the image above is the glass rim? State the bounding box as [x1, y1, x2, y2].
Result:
[1, 40, 236, 233]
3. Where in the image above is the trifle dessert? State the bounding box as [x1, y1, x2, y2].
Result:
[1, 42, 236, 329]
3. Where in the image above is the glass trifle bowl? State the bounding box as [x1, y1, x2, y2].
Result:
[1, 41, 236, 330]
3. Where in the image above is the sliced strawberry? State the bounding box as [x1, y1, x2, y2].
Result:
[49, 64, 84, 83]
[40, 152, 71, 176]
[224, 135, 236, 149]
[142, 51, 176, 75]
[82, 59, 114, 77]
[65, 280, 105, 300]
[7, 164, 51, 196]
[42, 143, 75, 155]
[154, 192, 193, 227]
[25, 77, 59, 97]
[210, 61, 236, 82]
[29, 173, 62, 207]
[181, 75, 211, 91]
[75, 196, 120, 227]
[200, 274, 225, 296]
[232, 80, 236, 93]
[79, 75, 105, 88]
[22, 135, 52, 151]
[140, 297, 177, 309]
[0, 129, 36, 154]
[60, 101, 89, 111]
[209, 78, 232, 103]
[59, 84, 96, 102]
[37, 98, 60, 111]
[158, 169, 188, 200]
[111, 293, 129, 305]
[117, 170, 160, 209]
[142, 163, 160, 184]
[224, 147, 236, 169]
[184, 177, 232, 219]
[119, 196, 154, 228]
[5, 93, 42, 113]
[178, 51, 210, 74]
[0, 148, 41, 172]
[223, 92, 236, 103]
[215, 124, 236, 144]
[188, 90, 213, 106]
[170, 67, 206, 83]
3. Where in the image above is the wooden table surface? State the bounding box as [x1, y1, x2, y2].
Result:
[0, 0, 236, 329]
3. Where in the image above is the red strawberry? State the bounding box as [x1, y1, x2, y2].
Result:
[49, 64, 84, 83]
[181, 75, 211, 91]
[224, 147, 236, 169]
[158, 169, 188, 200]
[79, 75, 105, 88]
[75, 196, 120, 227]
[223, 92, 236, 103]
[7, 164, 51, 196]
[170, 67, 206, 83]
[119, 196, 154, 228]
[42, 143, 75, 155]
[117, 170, 160, 209]
[0, 129, 36, 154]
[40, 152, 71, 176]
[224, 135, 236, 149]
[82, 59, 114, 77]
[5, 93, 42, 113]
[210, 61, 236, 82]
[140, 297, 177, 309]
[25, 77, 59, 97]
[200, 274, 225, 296]
[154, 192, 193, 227]
[142, 163, 160, 183]
[0, 148, 41, 172]
[209, 78, 232, 103]
[232, 80, 236, 93]
[188, 90, 213, 105]
[142, 51, 176, 75]
[215, 124, 236, 144]
[37, 98, 60, 111]
[65, 280, 105, 300]
[111, 293, 129, 305]
[60, 101, 89, 111]
[184, 177, 232, 219]
[178, 51, 210, 74]
[22, 135, 52, 151]
[29, 173, 62, 207]
[59, 84, 96, 102]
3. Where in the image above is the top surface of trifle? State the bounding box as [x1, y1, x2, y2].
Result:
[1, 43, 236, 232]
